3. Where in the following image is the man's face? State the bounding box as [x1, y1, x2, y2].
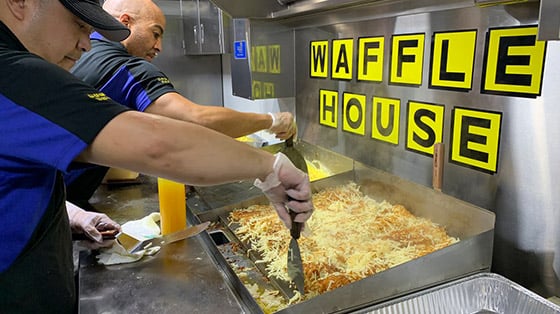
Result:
[122, 12, 165, 62]
[26, 0, 93, 70]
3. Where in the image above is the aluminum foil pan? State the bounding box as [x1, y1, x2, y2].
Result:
[355, 272, 560, 314]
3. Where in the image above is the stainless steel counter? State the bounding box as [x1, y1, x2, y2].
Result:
[77, 175, 250, 314]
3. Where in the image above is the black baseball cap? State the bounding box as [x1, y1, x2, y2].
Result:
[59, 0, 130, 41]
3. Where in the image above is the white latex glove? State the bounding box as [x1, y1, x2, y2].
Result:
[268, 112, 297, 140]
[67, 202, 121, 249]
[254, 153, 313, 229]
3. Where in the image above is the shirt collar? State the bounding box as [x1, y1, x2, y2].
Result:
[90, 31, 128, 53]
[90, 31, 106, 41]
[0, 20, 28, 52]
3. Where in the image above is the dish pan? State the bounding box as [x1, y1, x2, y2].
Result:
[355, 272, 560, 314]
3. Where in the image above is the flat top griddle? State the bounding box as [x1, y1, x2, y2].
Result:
[191, 143, 495, 313]
[196, 169, 494, 313]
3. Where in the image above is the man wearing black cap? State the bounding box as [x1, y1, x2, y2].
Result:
[0, 1, 130, 313]
[0, 0, 313, 312]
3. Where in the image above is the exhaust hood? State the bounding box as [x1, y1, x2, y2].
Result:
[209, 0, 386, 19]
[208, 0, 286, 19]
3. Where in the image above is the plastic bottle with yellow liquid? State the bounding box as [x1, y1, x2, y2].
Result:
[157, 178, 187, 235]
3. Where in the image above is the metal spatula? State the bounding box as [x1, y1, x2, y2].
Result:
[117, 221, 210, 254]
[281, 136, 308, 174]
[281, 135, 307, 294]
[287, 210, 305, 294]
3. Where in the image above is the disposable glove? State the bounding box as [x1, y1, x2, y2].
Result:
[268, 112, 297, 140]
[67, 202, 121, 249]
[254, 153, 313, 229]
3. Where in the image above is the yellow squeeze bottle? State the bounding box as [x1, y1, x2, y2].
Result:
[157, 178, 187, 235]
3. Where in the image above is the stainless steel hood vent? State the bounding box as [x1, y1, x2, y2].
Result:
[209, 0, 386, 19]
[209, 0, 287, 19]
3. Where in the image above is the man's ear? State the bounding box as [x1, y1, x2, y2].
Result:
[6, 0, 27, 20]
[120, 13, 131, 27]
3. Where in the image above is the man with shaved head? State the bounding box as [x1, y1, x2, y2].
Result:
[0, 0, 313, 311]
[66, 0, 298, 206]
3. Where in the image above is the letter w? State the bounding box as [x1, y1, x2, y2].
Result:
[312, 45, 327, 73]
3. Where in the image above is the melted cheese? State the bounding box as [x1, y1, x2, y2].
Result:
[229, 182, 459, 304]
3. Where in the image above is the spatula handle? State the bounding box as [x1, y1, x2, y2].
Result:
[432, 142, 444, 191]
[71, 229, 118, 241]
[289, 210, 302, 239]
[285, 135, 294, 147]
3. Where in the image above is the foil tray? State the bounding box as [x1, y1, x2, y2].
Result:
[355, 272, 560, 314]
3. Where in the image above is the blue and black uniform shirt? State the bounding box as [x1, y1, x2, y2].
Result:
[64, 33, 177, 193]
[71, 32, 177, 112]
[0, 21, 130, 273]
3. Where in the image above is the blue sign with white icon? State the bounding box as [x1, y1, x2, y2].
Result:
[234, 41, 247, 59]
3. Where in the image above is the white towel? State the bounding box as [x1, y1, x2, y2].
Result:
[97, 212, 162, 265]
